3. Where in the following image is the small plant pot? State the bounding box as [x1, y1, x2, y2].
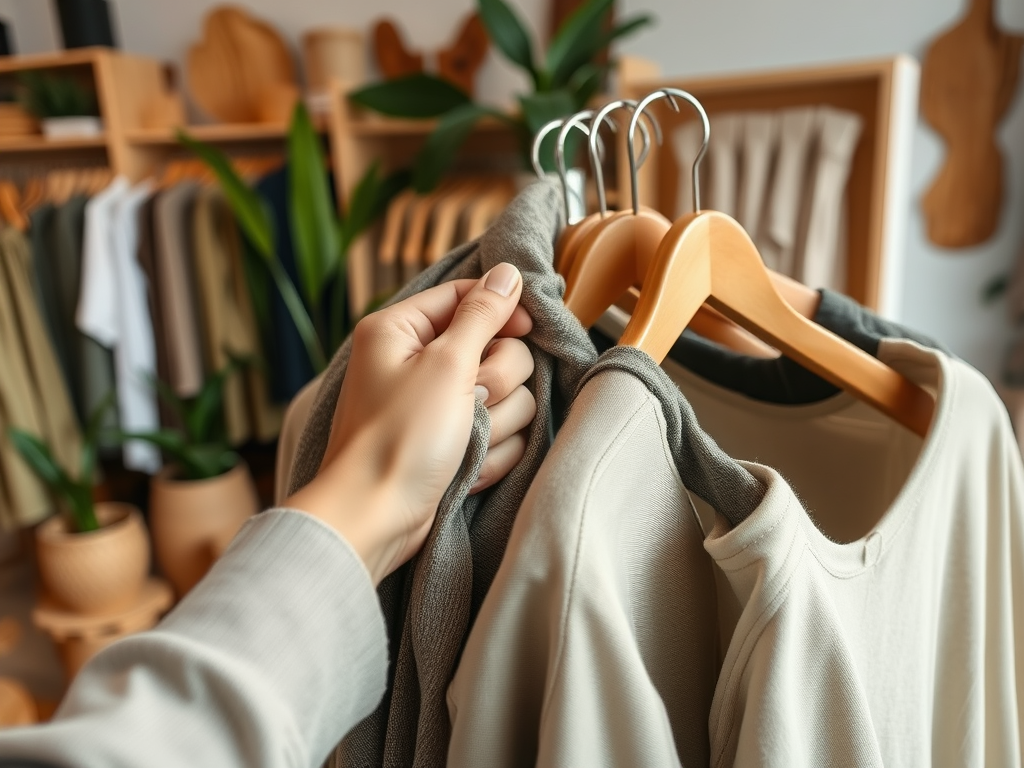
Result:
[41, 116, 103, 139]
[149, 461, 259, 598]
[35, 503, 150, 615]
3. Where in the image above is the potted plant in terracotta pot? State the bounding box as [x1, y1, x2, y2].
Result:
[8, 401, 149, 616]
[124, 362, 260, 598]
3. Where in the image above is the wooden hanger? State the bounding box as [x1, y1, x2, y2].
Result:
[379, 188, 417, 270]
[612, 90, 934, 437]
[463, 180, 513, 240]
[402, 180, 455, 275]
[0, 182, 28, 232]
[425, 177, 482, 264]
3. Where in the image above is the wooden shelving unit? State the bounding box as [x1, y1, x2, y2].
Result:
[0, 135, 108, 152]
[325, 80, 524, 316]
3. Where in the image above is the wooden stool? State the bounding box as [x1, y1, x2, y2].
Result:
[33, 578, 173, 679]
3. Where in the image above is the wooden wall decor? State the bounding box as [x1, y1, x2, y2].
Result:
[373, 13, 489, 97]
[921, 0, 1023, 249]
[186, 6, 297, 124]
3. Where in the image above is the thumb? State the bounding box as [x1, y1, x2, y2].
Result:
[440, 263, 523, 356]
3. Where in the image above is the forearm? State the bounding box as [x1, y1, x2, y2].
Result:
[0, 510, 387, 768]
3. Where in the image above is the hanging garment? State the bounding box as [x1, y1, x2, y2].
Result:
[450, 294, 1006, 767]
[0, 227, 82, 528]
[608, 305, 1023, 766]
[797, 107, 863, 292]
[763, 107, 816, 276]
[49, 196, 119, 443]
[136, 192, 180, 432]
[736, 112, 778, 238]
[192, 187, 255, 445]
[78, 178, 161, 474]
[289, 179, 600, 768]
[28, 204, 76, 402]
[153, 182, 205, 398]
[192, 187, 282, 444]
[254, 167, 317, 404]
[707, 114, 742, 218]
[447, 347, 764, 768]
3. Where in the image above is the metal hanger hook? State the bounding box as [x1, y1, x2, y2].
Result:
[555, 110, 601, 224]
[531, 118, 566, 178]
[531, 116, 599, 223]
[588, 99, 662, 216]
[628, 88, 710, 215]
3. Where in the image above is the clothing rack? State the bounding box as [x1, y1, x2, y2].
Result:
[616, 56, 919, 315]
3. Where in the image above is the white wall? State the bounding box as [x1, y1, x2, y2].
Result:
[2, 0, 1022, 377]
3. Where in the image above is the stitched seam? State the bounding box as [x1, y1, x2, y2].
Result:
[538, 390, 654, 734]
[710, 496, 805, 767]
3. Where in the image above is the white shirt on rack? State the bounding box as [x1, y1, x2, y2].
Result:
[77, 177, 161, 473]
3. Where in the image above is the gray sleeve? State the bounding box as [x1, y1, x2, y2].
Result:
[0, 509, 388, 768]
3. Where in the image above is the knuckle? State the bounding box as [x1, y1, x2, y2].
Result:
[457, 295, 500, 327]
[352, 313, 384, 346]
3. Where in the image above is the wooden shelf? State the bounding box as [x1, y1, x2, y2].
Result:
[0, 47, 112, 74]
[0, 134, 107, 152]
[127, 123, 289, 145]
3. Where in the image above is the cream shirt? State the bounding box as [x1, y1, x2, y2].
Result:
[450, 339, 1024, 767]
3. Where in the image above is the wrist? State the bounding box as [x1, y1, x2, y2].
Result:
[282, 436, 398, 585]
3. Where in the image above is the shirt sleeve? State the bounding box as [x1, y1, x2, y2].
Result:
[0, 509, 388, 768]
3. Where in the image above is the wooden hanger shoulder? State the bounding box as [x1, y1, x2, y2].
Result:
[620, 211, 934, 436]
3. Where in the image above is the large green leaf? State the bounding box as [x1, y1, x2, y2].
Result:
[591, 15, 654, 61]
[413, 104, 508, 192]
[545, 0, 613, 88]
[7, 428, 97, 532]
[178, 131, 275, 259]
[288, 102, 340, 311]
[118, 430, 209, 481]
[348, 74, 471, 118]
[478, 0, 538, 85]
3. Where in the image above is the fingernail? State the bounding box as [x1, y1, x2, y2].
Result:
[474, 385, 490, 402]
[485, 263, 520, 297]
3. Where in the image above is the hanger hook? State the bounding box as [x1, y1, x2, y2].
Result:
[628, 88, 710, 215]
[531, 118, 566, 178]
[555, 109, 602, 224]
[588, 99, 662, 217]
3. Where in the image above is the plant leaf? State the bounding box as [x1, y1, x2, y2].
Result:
[288, 102, 340, 311]
[478, 0, 538, 85]
[178, 131, 276, 259]
[118, 430, 207, 480]
[591, 15, 654, 59]
[7, 428, 97, 532]
[185, 359, 247, 444]
[413, 104, 503, 193]
[79, 390, 115, 486]
[568, 62, 607, 109]
[518, 90, 577, 172]
[341, 163, 411, 250]
[545, 0, 613, 88]
[348, 74, 471, 118]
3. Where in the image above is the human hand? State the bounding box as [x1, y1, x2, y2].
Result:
[284, 263, 536, 584]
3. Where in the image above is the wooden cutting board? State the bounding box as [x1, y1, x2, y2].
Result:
[187, 6, 297, 123]
[921, 0, 1023, 249]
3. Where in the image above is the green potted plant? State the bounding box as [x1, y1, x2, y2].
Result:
[18, 71, 102, 139]
[122, 361, 260, 598]
[180, 103, 408, 375]
[348, 0, 652, 191]
[8, 400, 149, 616]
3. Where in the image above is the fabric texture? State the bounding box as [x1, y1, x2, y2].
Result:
[448, 348, 765, 768]
[0, 509, 388, 768]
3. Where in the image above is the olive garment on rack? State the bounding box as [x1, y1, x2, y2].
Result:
[0, 226, 82, 529]
[288, 178, 764, 768]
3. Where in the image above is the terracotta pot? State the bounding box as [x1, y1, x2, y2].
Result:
[149, 462, 259, 598]
[36, 503, 150, 615]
